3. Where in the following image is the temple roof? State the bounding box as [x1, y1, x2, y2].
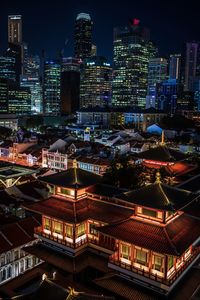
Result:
[98, 214, 200, 256]
[136, 145, 188, 162]
[39, 168, 101, 189]
[23, 197, 133, 224]
[12, 277, 114, 300]
[117, 183, 196, 211]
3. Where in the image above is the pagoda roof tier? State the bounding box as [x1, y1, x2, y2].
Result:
[117, 183, 196, 211]
[98, 214, 200, 256]
[136, 146, 188, 162]
[39, 168, 101, 189]
[23, 197, 133, 224]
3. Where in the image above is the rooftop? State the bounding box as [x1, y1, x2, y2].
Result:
[23, 196, 133, 224]
[136, 145, 188, 162]
[117, 182, 196, 211]
[39, 168, 101, 189]
[98, 214, 200, 256]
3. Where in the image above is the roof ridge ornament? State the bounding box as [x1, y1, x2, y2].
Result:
[155, 171, 161, 184]
[161, 129, 165, 146]
[73, 159, 78, 185]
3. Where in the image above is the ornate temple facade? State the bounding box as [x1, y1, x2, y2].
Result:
[23, 166, 200, 295]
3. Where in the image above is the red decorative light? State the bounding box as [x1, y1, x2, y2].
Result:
[133, 18, 140, 26]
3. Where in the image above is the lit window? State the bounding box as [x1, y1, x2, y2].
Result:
[77, 223, 85, 237]
[168, 256, 174, 270]
[44, 218, 51, 230]
[65, 225, 73, 238]
[121, 244, 130, 260]
[153, 255, 163, 271]
[54, 221, 63, 234]
[136, 249, 147, 265]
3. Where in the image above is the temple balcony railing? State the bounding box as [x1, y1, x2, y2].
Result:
[109, 246, 200, 286]
[34, 227, 116, 253]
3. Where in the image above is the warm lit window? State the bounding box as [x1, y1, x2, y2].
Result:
[142, 208, 157, 218]
[65, 225, 73, 238]
[136, 249, 147, 265]
[168, 256, 174, 270]
[77, 223, 85, 237]
[54, 221, 63, 234]
[121, 244, 130, 260]
[153, 255, 163, 271]
[44, 218, 51, 230]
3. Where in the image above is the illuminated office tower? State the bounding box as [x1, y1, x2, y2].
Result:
[0, 79, 9, 113]
[8, 15, 22, 45]
[146, 58, 168, 108]
[112, 19, 155, 108]
[8, 82, 31, 115]
[7, 15, 24, 83]
[74, 13, 92, 59]
[80, 56, 112, 108]
[0, 56, 16, 82]
[169, 54, 181, 80]
[43, 60, 61, 115]
[20, 76, 42, 114]
[6, 43, 22, 83]
[20, 55, 42, 113]
[61, 57, 80, 114]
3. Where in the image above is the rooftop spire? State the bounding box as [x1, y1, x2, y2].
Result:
[155, 171, 161, 184]
[73, 159, 78, 184]
[161, 129, 165, 145]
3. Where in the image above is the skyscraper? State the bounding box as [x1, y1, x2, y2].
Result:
[61, 57, 80, 115]
[8, 82, 31, 115]
[146, 58, 168, 108]
[74, 13, 92, 59]
[6, 43, 22, 83]
[43, 60, 61, 115]
[80, 56, 112, 108]
[20, 55, 42, 113]
[0, 79, 9, 113]
[0, 56, 16, 82]
[184, 42, 199, 91]
[112, 19, 155, 108]
[8, 15, 22, 45]
[169, 54, 181, 80]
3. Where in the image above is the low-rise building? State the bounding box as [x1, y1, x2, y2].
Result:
[77, 107, 167, 131]
[0, 216, 41, 285]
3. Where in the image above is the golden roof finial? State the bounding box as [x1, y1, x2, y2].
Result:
[67, 286, 80, 297]
[73, 159, 78, 184]
[161, 130, 165, 145]
[155, 171, 161, 184]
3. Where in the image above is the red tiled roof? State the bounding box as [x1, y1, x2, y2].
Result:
[98, 214, 200, 256]
[0, 216, 41, 254]
[23, 197, 133, 224]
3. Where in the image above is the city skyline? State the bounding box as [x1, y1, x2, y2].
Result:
[1, 0, 200, 60]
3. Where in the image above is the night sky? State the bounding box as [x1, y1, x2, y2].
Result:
[1, 0, 199, 62]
